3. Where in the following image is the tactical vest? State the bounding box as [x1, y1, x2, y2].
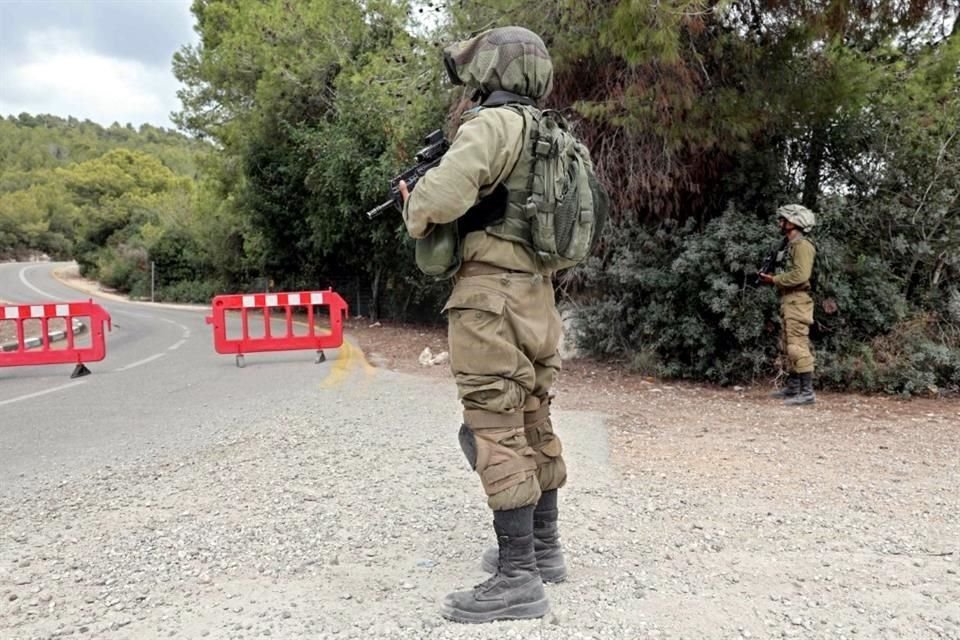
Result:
[457, 91, 607, 273]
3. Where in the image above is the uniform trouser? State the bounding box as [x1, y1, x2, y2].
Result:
[780, 291, 815, 374]
[445, 271, 567, 511]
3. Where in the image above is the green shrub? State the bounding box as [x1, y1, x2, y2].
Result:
[156, 279, 222, 304]
[573, 206, 957, 394]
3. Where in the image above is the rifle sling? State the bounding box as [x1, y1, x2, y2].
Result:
[481, 91, 537, 108]
[459, 184, 509, 238]
[456, 91, 535, 238]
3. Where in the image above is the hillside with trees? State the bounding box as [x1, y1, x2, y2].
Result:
[2, 0, 957, 395]
[0, 115, 208, 298]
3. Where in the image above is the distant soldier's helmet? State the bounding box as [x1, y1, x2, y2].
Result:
[777, 204, 816, 232]
[442, 26, 553, 102]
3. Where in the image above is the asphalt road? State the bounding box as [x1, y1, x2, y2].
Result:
[0, 261, 360, 495]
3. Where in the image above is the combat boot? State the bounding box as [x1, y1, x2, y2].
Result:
[441, 506, 549, 623]
[480, 489, 567, 582]
[770, 373, 800, 399]
[784, 372, 816, 405]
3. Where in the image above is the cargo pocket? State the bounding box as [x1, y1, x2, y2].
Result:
[473, 426, 534, 496]
[525, 408, 566, 491]
[785, 296, 814, 327]
[444, 284, 509, 377]
[528, 418, 563, 466]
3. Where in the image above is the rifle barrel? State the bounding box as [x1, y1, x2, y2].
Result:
[366, 200, 395, 220]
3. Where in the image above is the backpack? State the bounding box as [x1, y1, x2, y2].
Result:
[417, 98, 610, 278]
[516, 107, 609, 270]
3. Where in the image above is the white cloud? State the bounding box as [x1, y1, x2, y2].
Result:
[0, 28, 183, 129]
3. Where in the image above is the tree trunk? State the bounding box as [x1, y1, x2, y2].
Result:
[931, 252, 947, 290]
[802, 128, 825, 210]
[370, 267, 382, 323]
[400, 290, 413, 322]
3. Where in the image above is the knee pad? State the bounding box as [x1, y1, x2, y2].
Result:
[458, 423, 478, 469]
[461, 411, 539, 504]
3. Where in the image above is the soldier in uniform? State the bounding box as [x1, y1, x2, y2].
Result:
[759, 204, 817, 405]
[396, 26, 568, 623]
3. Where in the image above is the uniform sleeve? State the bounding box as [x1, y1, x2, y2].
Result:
[774, 239, 815, 289]
[402, 109, 521, 239]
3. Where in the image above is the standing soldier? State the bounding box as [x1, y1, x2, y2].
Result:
[759, 204, 817, 405]
[395, 26, 591, 623]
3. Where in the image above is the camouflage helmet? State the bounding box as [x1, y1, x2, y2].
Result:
[777, 204, 816, 232]
[442, 26, 553, 102]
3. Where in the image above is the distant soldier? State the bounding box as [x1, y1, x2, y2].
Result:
[759, 204, 817, 405]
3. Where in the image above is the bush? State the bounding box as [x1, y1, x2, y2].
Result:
[572, 208, 781, 384]
[94, 244, 148, 294]
[572, 206, 957, 394]
[156, 279, 222, 304]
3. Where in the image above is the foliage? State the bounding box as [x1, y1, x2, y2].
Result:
[573, 206, 959, 393]
[172, 0, 450, 318]
[834, 35, 960, 306]
[5, 0, 957, 394]
[446, 0, 957, 223]
[0, 114, 201, 178]
[0, 115, 205, 263]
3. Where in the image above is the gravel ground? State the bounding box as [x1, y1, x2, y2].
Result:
[2, 320, 959, 640]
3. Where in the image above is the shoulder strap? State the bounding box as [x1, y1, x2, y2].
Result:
[480, 90, 537, 108]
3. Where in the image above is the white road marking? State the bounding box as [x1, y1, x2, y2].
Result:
[18, 266, 61, 300]
[10, 264, 195, 374]
[157, 317, 192, 338]
[0, 381, 87, 408]
[115, 353, 166, 372]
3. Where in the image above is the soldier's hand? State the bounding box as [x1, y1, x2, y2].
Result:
[758, 272, 775, 285]
[398, 180, 410, 204]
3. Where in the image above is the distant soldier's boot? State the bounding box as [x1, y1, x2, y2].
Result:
[480, 489, 567, 582]
[770, 373, 800, 399]
[784, 372, 816, 405]
[442, 506, 549, 623]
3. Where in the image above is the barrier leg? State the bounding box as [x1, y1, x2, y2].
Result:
[315, 350, 326, 364]
[236, 354, 245, 368]
[71, 363, 92, 378]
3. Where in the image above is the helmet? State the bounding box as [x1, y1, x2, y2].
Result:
[442, 26, 553, 102]
[777, 204, 816, 232]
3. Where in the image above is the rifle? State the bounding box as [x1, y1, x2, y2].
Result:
[756, 237, 788, 285]
[365, 129, 450, 219]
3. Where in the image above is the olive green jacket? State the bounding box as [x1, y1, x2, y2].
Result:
[402, 107, 543, 273]
[773, 235, 816, 292]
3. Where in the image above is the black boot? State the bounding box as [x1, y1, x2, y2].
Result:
[480, 489, 567, 582]
[784, 372, 816, 405]
[442, 506, 549, 623]
[770, 373, 800, 399]
[530, 489, 567, 582]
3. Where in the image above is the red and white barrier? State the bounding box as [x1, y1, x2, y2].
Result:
[205, 289, 348, 367]
[0, 300, 112, 378]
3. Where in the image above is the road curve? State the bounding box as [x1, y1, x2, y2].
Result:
[0, 262, 365, 494]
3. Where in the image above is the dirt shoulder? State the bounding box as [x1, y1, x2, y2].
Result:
[344, 317, 960, 637]
[4, 288, 958, 638]
[344, 315, 960, 426]
[51, 264, 207, 311]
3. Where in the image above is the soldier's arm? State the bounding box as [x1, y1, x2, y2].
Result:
[773, 240, 815, 289]
[402, 109, 521, 239]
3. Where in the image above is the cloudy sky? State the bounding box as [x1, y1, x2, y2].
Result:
[0, 0, 198, 130]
